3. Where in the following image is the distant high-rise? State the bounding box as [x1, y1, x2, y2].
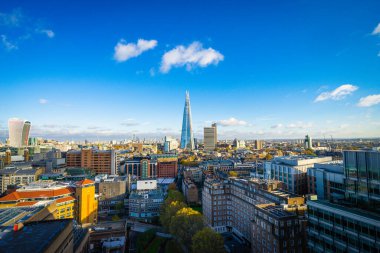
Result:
[8, 118, 31, 148]
[180, 91, 194, 150]
[204, 123, 217, 151]
[304, 134, 312, 149]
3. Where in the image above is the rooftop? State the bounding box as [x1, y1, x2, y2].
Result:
[0, 219, 72, 253]
[255, 204, 296, 218]
[0, 206, 45, 226]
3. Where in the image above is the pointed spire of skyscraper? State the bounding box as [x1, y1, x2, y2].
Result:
[180, 91, 194, 150]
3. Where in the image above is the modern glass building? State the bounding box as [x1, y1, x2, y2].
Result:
[180, 91, 194, 150]
[8, 118, 31, 148]
[307, 200, 380, 253]
[343, 150, 380, 211]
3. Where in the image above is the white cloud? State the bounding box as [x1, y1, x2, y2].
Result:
[314, 84, 358, 102]
[287, 121, 313, 129]
[121, 119, 140, 126]
[372, 23, 380, 35]
[37, 29, 55, 38]
[1, 35, 17, 50]
[271, 123, 283, 129]
[160, 41, 224, 73]
[357, 94, 380, 107]
[39, 98, 48, 104]
[113, 39, 157, 62]
[0, 9, 22, 27]
[217, 117, 247, 127]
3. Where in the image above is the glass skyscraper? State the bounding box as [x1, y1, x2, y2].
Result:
[180, 91, 194, 150]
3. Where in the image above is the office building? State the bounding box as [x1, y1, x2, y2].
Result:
[307, 200, 380, 252]
[75, 179, 98, 224]
[233, 138, 246, 149]
[128, 180, 164, 222]
[307, 162, 345, 202]
[0, 165, 44, 193]
[252, 203, 307, 253]
[122, 156, 157, 179]
[343, 150, 380, 210]
[306, 150, 380, 252]
[163, 136, 179, 153]
[265, 156, 333, 195]
[8, 118, 31, 148]
[183, 167, 203, 183]
[304, 134, 313, 149]
[204, 123, 217, 151]
[180, 91, 195, 150]
[254, 139, 263, 150]
[153, 154, 178, 178]
[66, 148, 120, 175]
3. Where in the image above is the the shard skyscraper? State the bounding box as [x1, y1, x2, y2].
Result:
[180, 91, 195, 150]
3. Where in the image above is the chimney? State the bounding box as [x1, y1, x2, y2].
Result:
[13, 222, 24, 231]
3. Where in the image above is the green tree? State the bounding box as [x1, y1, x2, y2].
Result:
[192, 227, 226, 253]
[168, 182, 177, 191]
[160, 200, 187, 230]
[265, 153, 273, 160]
[111, 214, 120, 221]
[169, 208, 204, 248]
[165, 190, 185, 205]
[228, 171, 238, 177]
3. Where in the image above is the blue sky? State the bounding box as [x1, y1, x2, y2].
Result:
[0, 0, 380, 140]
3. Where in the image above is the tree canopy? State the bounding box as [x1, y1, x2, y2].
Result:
[169, 207, 204, 248]
[165, 190, 185, 205]
[192, 227, 226, 253]
[160, 200, 187, 230]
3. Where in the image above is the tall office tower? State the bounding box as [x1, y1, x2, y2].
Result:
[8, 118, 31, 147]
[204, 123, 217, 151]
[254, 139, 263, 149]
[304, 134, 313, 149]
[22, 121, 31, 146]
[180, 91, 195, 150]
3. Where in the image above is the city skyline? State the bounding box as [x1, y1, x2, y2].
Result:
[1, 1, 380, 140]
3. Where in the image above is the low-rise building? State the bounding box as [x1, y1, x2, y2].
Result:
[96, 175, 127, 217]
[0, 219, 78, 253]
[128, 179, 164, 222]
[0, 179, 98, 224]
[0, 166, 44, 193]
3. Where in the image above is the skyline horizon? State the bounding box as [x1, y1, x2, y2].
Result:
[1, 1, 380, 140]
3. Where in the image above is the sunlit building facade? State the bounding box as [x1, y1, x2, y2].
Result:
[8, 118, 31, 148]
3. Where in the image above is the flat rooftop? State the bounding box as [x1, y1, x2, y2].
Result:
[256, 204, 296, 218]
[0, 219, 72, 253]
